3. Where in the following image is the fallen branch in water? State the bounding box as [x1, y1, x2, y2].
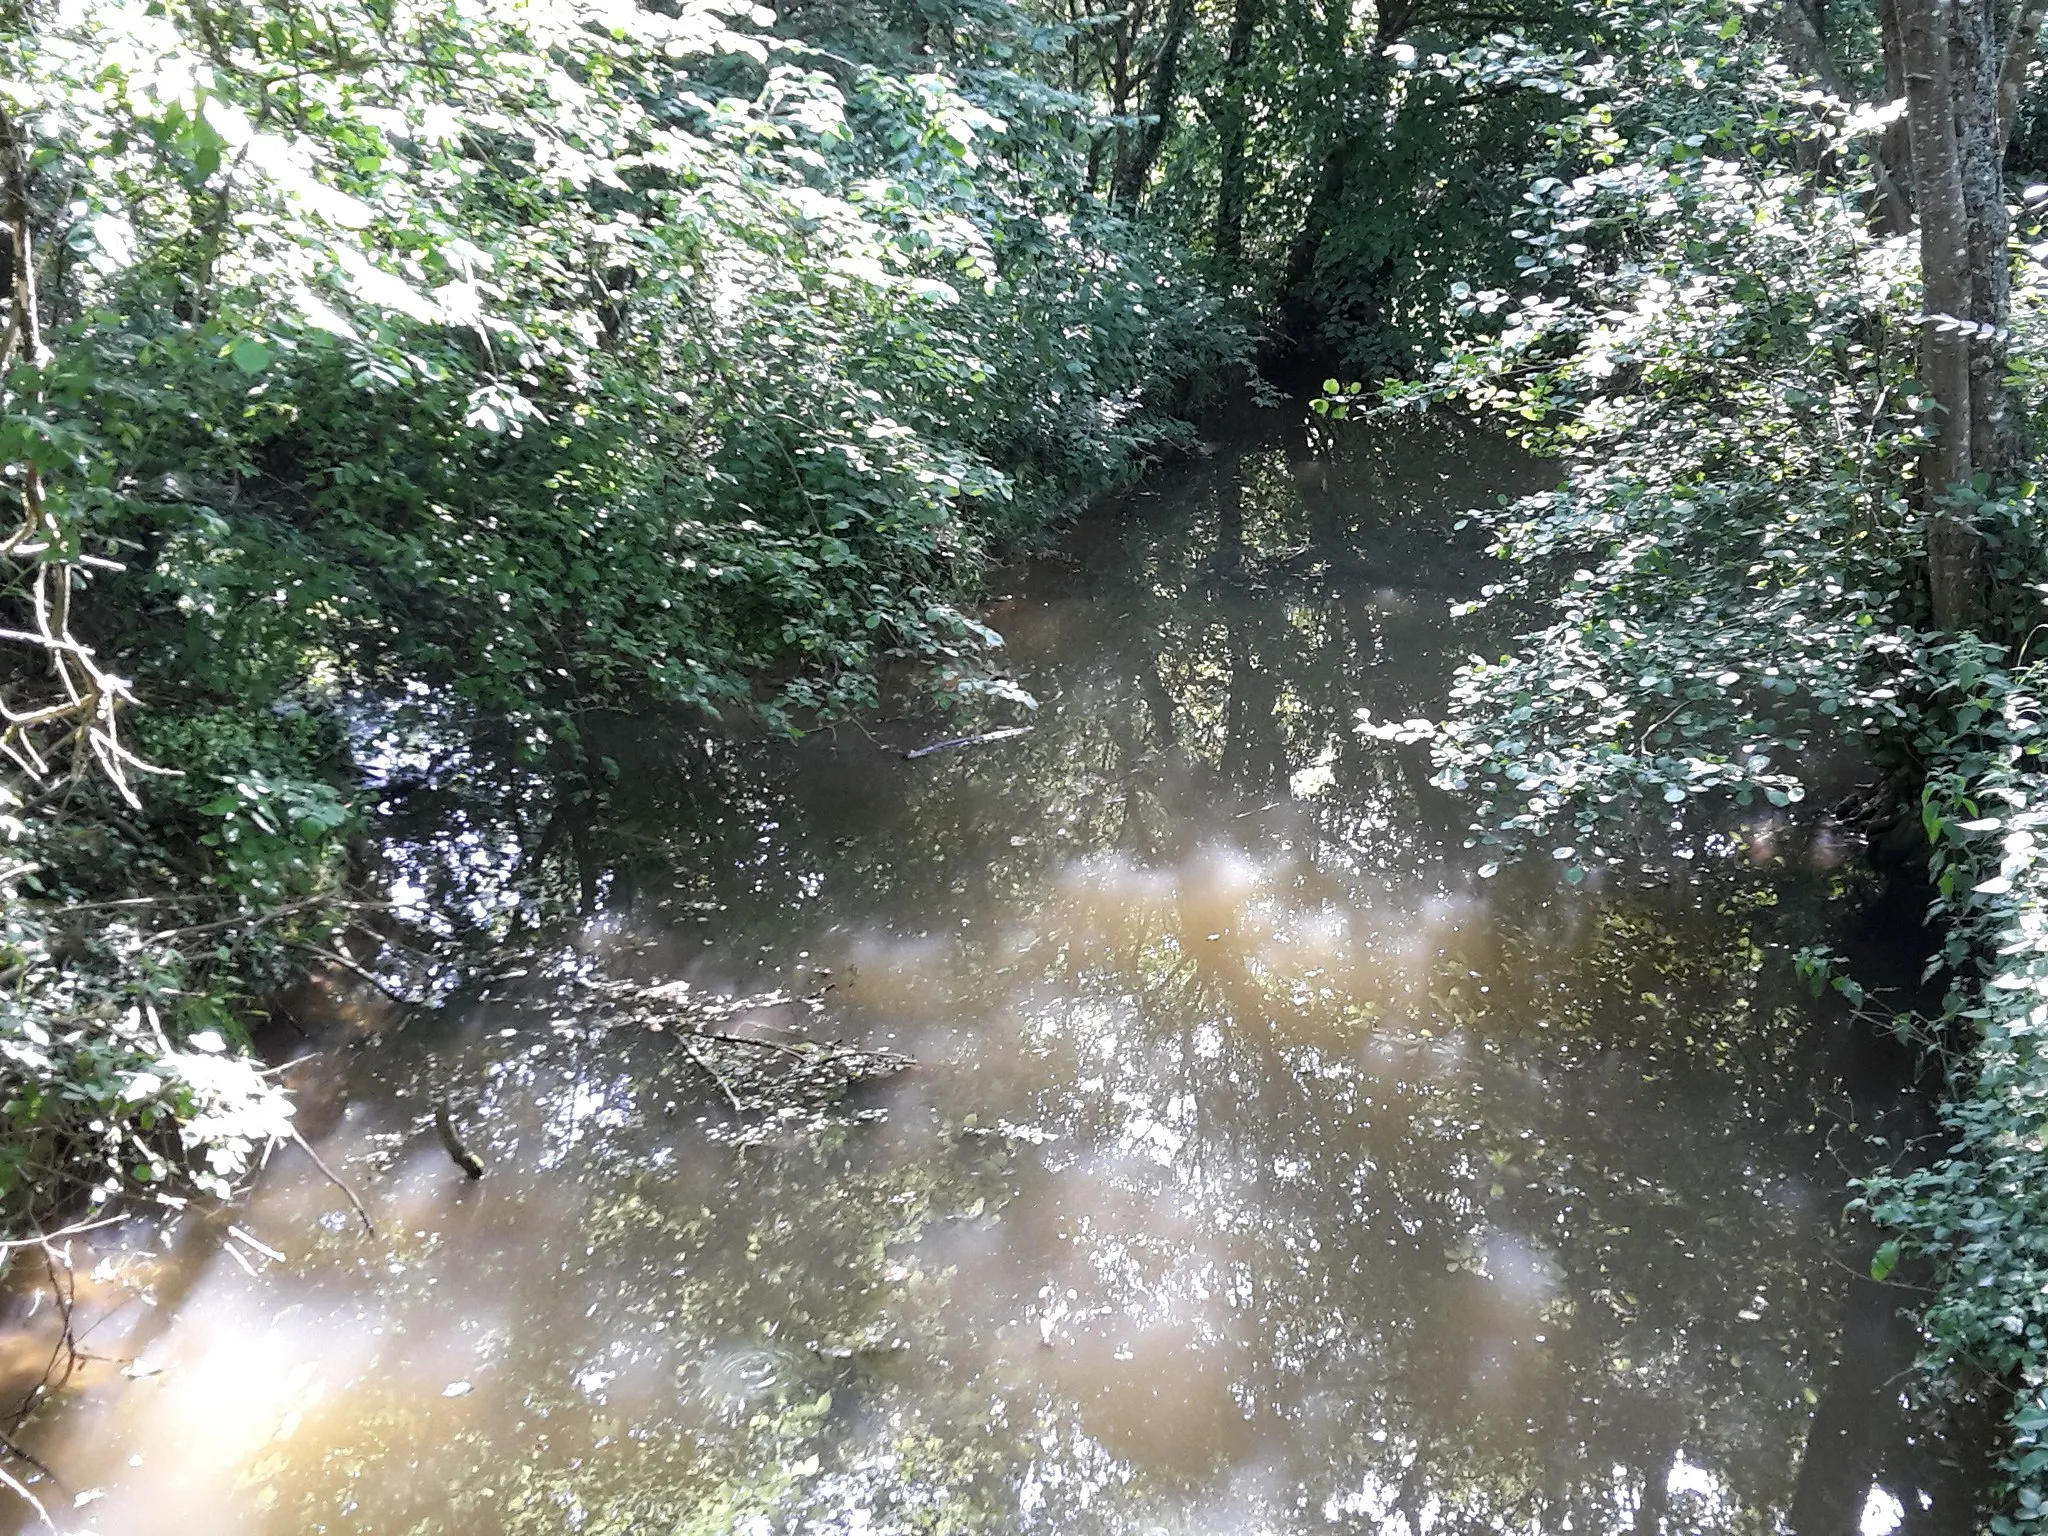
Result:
[300, 943, 422, 1009]
[0, 1217, 125, 1253]
[9, 1251, 80, 1436]
[289, 1131, 377, 1236]
[567, 975, 914, 1118]
[683, 1040, 744, 1115]
[0, 1433, 61, 1501]
[433, 1103, 485, 1179]
[0, 1459, 54, 1535]
[902, 726, 1033, 761]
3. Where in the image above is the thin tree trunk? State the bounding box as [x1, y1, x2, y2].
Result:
[1998, 0, 2048, 150]
[1101, 0, 1143, 198]
[1955, 0, 2011, 478]
[1278, 51, 1392, 325]
[1112, 0, 1196, 206]
[1279, 137, 1354, 301]
[1782, 0, 1916, 228]
[1211, 0, 1263, 274]
[1899, 0, 1985, 628]
[1881, 0, 1915, 227]
[1277, 0, 1393, 322]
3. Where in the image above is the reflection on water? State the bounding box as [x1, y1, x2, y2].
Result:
[2, 417, 1986, 1534]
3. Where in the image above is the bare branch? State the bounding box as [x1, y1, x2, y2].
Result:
[0, 1459, 55, 1535]
[287, 1131, 376, 1236]
[0, 109, 156, 809]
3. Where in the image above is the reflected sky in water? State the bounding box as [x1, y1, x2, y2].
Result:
[1, 416, 1985, 1535]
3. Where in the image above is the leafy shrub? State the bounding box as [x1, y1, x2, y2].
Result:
[1314, 5, 2048, 1518]
[0, 0, 1243, 1228]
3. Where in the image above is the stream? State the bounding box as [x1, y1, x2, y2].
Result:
[0, 415, 1988, 1535]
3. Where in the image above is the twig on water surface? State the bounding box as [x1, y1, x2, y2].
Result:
[260, 1051, 327, 1078]
[682, 1040, 745, 1115]
[0, 1217, 125, 1253]
[0, 1459, 55, 1534]
[300, 944, 422, 1009]
[289, 1131, 378, 1236]
[902, 726, 1033, 761]
[0, 1432, 62, 1499]
[227, 1226, 285, 1264]
[433, 1103, 485, 1180]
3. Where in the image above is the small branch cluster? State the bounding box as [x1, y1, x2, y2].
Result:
[0, 106, 159, 806]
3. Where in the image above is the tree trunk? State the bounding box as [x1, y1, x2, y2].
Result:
[1112, 0, 1196, 206]
[1280, 132, 1354, 301]
[1881, 0, 1916, 228]
[1276, 0, 1394, 326]
[1211, 0, 1264, 274]
[1782, 0, 1916, 228]
[1999, 0, 2048, 148]
[1899, 0, 1986, 629]
[1278, 50, 1393, 331]
[1955, 0, 2012, 477]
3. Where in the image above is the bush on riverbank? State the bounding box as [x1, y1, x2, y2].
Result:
[0, 0, 1240, 1230]
[1320, 1, 2048, 1519]
[1858, 646, 2048, 1531]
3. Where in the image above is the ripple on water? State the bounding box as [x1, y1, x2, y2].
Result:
[688, 1340, 812, 1418]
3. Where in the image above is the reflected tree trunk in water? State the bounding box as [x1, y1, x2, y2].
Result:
[1209, 469, 1290, 791]
[1107, 679, 1161, 858]
[1391, 741, 1464, 834]
[567, 808, 603, 916]
[1632, 1438, 1674, 1535]
[1141, 653, 1180, 750]
[1789, 1276, 1978, 1535]
[1210, 469, 1248, 583]
[1221, 615, 1289, 789]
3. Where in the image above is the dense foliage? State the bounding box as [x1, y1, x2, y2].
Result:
[0, 0, 1243, 1226]
[1312, 0, 2048, 1520]
[15, 0, 2048, 1521]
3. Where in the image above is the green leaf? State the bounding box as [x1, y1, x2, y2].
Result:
[1870, 1239, 1900, 1282]
[229, 338, 272, 374]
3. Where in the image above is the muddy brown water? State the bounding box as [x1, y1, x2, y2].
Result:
[2, 418, 1987, 1534]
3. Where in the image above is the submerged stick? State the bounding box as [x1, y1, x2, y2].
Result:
[683, 1040, 745, 1115]
[0, 1433, 61, 1499]
[0, 1459, 54, 1535]
[691, 1024, 811, 1058]
[290, 1131, 377, 1236]
[434, 1103, 485, 1179]
[902, 725, 1034, 761]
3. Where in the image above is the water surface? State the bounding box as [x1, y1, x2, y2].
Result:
[3, 418, 1981, 1535]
